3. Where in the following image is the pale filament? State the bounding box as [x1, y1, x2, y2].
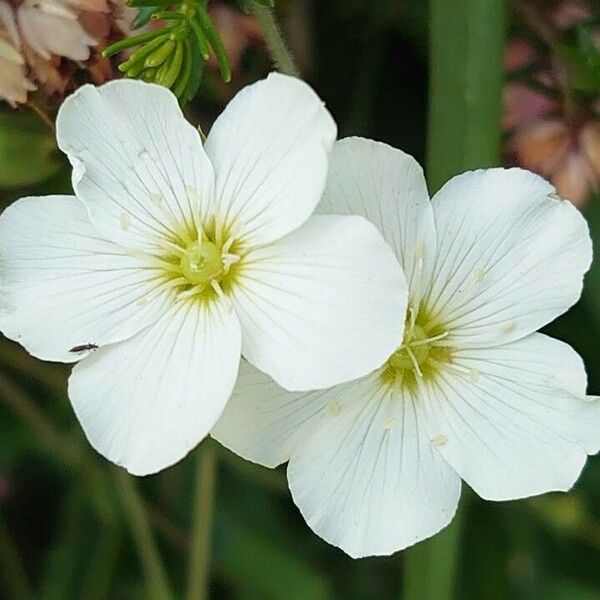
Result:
[406, 331, 449, 348]
[404, 346, 423, 378]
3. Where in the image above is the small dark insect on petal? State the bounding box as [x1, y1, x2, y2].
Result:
[69, 344, 99, 353]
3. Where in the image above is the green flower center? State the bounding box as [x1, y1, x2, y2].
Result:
[381, 308, 451, 392]
[152, 223, 242, 303]
[180, 240, 224, 286]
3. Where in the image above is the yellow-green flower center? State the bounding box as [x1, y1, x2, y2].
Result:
[180, 240, 224, 286]
[150, 222, 242, 303]
[381, 308, 451, 392]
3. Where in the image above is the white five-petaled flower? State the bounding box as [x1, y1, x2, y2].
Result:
[0, 79, 406, 476]
[213, 137, 600, 558]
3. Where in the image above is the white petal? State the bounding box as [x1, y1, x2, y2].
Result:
[419, 333, 600, 501]
[212, 359, 333, 468]
[69, 298, 241, 476]
[231, 214, 407, 391]
[287, 373, 462, 558]
[56, 80, 215, 251]
[0, 196, 173, 363]
[319, 137, 436, 306]
[205, 73, 336, 247]
[426, 168, 592, 346]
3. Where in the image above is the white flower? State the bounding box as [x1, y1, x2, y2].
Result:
[0, 81, 406, 475]
[213, 137, 600, 558]
[17, 0, 98, 62]
[0, 2, 35, 106]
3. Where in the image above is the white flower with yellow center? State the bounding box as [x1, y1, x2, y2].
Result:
[213, 137, 600, 558]
[0, 82, 406, 476]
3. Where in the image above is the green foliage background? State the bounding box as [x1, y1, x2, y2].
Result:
[0, 1, 599, 598]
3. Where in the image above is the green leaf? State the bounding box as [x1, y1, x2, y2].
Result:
[131, 6, 160, 30]
[195, 8, 232, 82]
[102, 27, 171, 57]
[215, 513, 331, 600]
[182, 35, 205, 102]
[0, 113, 61, 187]
[127, 0, 171, 7]
[235, 0, 275, 12]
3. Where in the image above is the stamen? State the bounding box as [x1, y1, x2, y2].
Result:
[210, 280, 225, 298]
[157, 238, 187, 255]
[165, 276, 189, 288]
[178, 284, 206, 300]
[222, 253, 240, 275]
[222, 237, 235, 254]
[408, 306, 417, 333]
[147, 256, 183, 274]
[405, 346, 423, 378]
[408, 331, 449, 347]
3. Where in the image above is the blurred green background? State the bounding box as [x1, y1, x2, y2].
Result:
[1, 0, 600, 598]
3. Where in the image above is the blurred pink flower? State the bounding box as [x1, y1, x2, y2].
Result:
[0, 2, 35, 106]
[16, 0, 104, 63]
[551, 0, 592, 29]
[0, 0, 128, 104]
[510, 120, 600, 207]
[502, 83, 559, 130]
[503, 8, 600, 207]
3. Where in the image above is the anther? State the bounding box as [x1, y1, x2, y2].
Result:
[383, 416, 397, 430]
[328, 401, 341, 417]
[150, 193, 164, 206]
[119, 212, 131, 231]
[501, 322, 516, 334]
[474, 267, 486, 283]
[431, 434, 448, 447]
[414, 241, 426, 260]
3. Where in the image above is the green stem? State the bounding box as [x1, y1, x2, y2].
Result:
[403, 506, 465, 600]
[427, 0, 505, 192]
[251, 3, 300, 77]
[404, 0, 505, 597]
[0, 512, 33, 600]
[186, 442, 218, 600]
[113, 470, 173, 600]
